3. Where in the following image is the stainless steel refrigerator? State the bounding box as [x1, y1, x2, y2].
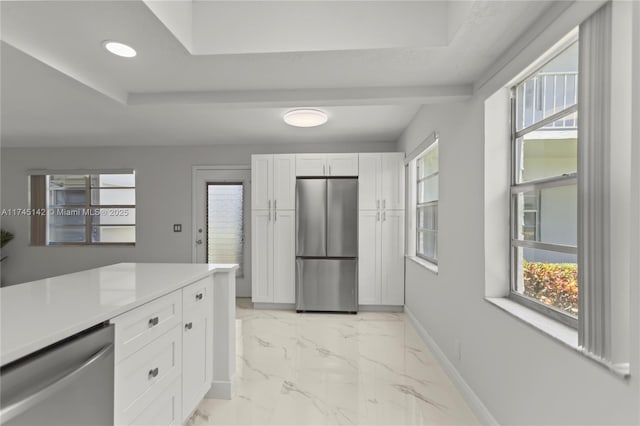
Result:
[296, 178, 358, 313]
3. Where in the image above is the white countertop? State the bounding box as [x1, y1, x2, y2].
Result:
[0, 262, 238, 366]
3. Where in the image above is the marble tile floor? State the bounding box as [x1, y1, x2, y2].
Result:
[188, 299, 479, 426]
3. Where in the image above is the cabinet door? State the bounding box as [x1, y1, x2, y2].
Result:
[381, 210, 405, 306]
[251, 210, 273, 302]
[381, 153, 405, 210]
[182, 303, 212, 421]
[129, 377, 181, 426]
[273, 155, 296, 210]
[358, 154, 381, 211]
[273, 210, 296, 304]
[296, 154, 327, 176]
[327, 154, 359, 176]
[251, 155, 273, 210]
[358, 210, 381, 305]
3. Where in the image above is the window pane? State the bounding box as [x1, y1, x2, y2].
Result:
[48, 208, 86, 226]
[49, 175, 86, 189]
[93, 208, 135, 225]
[515, 42, 578, 131]
[49, 189, 86, 206]
[417, 144, 438, 179]
[48, 226, 86, 244]
[91, 226, 135, 243]
[517, 127, 577, 183]
[417, 230, 437, 260]
[514, 185, 577, 246]
[417, 204, 438, 231]
[514, 246, 578, 317]
[207, 184, 244, 277]
[418, 175, 438, 204]
[91, 188, 135, 205]
[91, 174, 135, 188]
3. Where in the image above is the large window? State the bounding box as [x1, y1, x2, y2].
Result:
[416, 141, 439, 263]
[510, 41, 578, 326]
[30, 171, 136, 245]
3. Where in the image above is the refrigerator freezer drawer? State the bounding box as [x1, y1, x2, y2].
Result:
[296, 259, 357, 312]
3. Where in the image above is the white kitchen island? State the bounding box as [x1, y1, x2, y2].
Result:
[0, 262, 238, 424]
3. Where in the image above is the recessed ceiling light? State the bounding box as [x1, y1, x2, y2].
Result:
[283, 109, 328, 128]
[103, 41, 137, 58]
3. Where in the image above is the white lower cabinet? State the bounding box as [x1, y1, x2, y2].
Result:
[251, 209, 295, 304]
[113, 277, 214, 426]
[181, 277, 213, 420]
[358, 210, 405, 306]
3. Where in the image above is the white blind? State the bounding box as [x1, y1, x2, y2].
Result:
[207, 184, 244, 276]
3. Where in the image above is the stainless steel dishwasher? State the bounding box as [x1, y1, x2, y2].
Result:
[0, 324, 114, 426]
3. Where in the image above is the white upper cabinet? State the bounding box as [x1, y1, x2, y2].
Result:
[295, 154, 327, 176]
[295, 154, 359, 177]
[251, 155, 273, 210]
[252, 155, 295, 210]
[358, 153, 404, 211]
[273, 155, 296, 210]
[358, 154, 382, 211]
[381, 153, 405, 210]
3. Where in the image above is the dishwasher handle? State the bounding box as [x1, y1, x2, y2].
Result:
[0, 343, 114, 424]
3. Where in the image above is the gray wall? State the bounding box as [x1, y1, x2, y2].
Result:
[397, 1, 640, 425]
[0, 141, 395, 285]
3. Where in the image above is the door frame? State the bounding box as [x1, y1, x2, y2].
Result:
[191, 166, 251, 295]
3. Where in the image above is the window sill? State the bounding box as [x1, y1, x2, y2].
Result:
[485, 297, 630, 379]
[406, 255, 438, 275]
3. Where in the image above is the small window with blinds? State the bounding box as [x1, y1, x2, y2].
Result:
[207, 183, 244, 277]
[29, 171, 136, 246]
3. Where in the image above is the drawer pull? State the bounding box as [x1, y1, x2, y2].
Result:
[185, 322, 193, 331]
[148, 317, 159, 327]
[148, 367, 159, 379]
[195, 293, 203, 301]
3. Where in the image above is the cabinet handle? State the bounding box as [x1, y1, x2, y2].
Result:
[148, 317, 159, 327]
[274, 211, 277, 221]
[382, 211, 386, 221]
[329, 165, 332, 175]
[268, 210, 271, 221]
[376, 211, 380, 222]
[376, 200, 380, 209]
[323, 164, 326, 175]
[195, 293, 203, 301]
[274, 200, 277, 210]
[383, 199, 386, 209]
[185, 322, 193, 330]
[148, 367, 159, 379]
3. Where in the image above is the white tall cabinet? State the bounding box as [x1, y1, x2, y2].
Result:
[251, 155, 296, 304]
[358, 153, 405, 306]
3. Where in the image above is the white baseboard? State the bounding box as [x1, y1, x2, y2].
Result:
[206, 379, 235, 400]
[404, 306, 499, 426]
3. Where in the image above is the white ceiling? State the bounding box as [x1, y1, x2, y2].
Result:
[0, 0, 555, 148]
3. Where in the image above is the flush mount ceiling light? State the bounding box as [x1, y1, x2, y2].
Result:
[283, 109, 328, 128]
[102, 41, 137, 58]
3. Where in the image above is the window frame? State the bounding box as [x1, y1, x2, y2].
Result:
[415, 142, 439, 265]
[30, 170, 136, 246]
[508, 42, 579, 329]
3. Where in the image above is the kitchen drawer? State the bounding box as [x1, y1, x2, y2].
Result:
[182, 276, 212, 313]
[115, 324, 182, 426]
[127, 377, 181, 426]
[111, 290, 182, 362]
